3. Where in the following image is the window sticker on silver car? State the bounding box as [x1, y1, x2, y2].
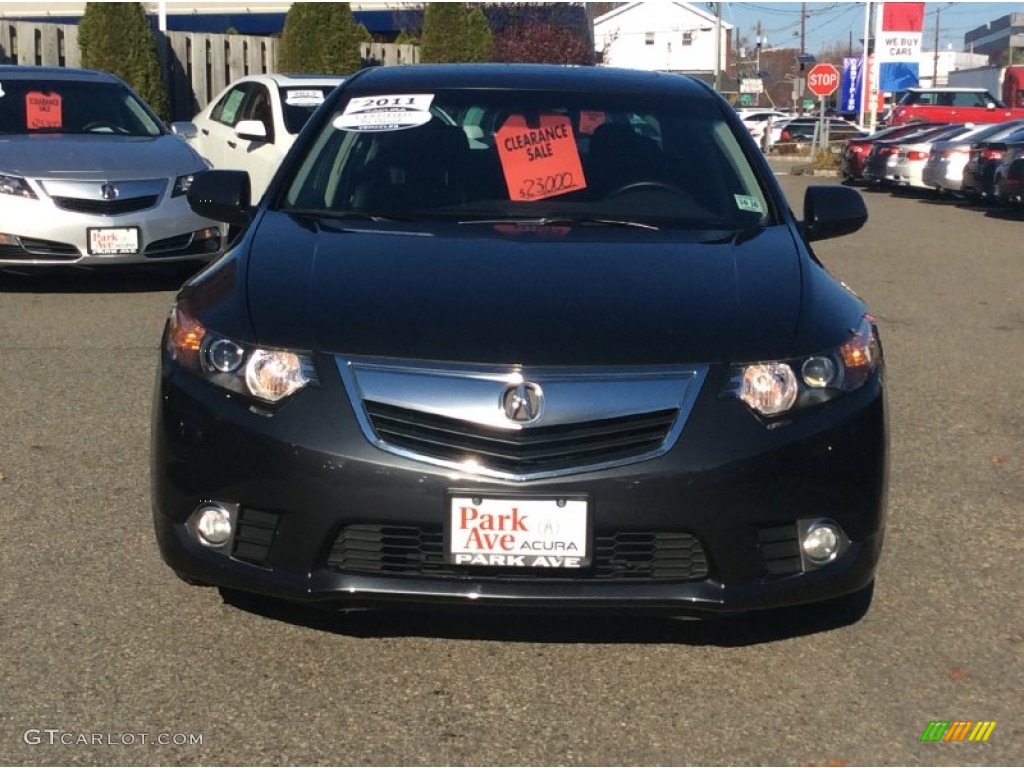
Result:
[333, 93, 435, 132]
[734, 194, 764, 214]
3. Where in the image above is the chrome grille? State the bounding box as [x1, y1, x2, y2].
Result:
[337, 358, 707, 481]
[52, 195, 158, 215]
[364, 401, 677, 476]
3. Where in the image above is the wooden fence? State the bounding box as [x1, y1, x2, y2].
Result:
[0, 20, 419, 120]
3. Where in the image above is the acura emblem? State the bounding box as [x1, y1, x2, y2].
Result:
[501, 381, 543, 424]
[100, 183, 119, 201]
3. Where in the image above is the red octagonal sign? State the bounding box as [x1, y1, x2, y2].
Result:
[807, 63, 841, 97]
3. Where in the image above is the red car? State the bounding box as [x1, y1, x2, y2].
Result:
[887, 88, 1024, 126]
[842, 123, 944, 184]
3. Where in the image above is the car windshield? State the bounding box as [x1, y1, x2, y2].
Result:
[279, 86, 337, 134]
[281, 89, 774, 230]
[0, 79, 163, 137]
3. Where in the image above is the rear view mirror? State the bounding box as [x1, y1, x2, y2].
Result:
[802, 185, 867, 242]
[187, 170, 252, 226]
[170, 121, 198, 139]
[235, 119, 268, 143]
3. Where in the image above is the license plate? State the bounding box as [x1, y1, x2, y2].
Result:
[88, 227, 139, 255]
[448, 496, 589, 568]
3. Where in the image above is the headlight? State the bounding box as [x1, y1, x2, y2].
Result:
[727, 315, 880, 418]
[172, 173, 197, 197]
[0, 173, 37, 199]
[166, 304, 316, 403]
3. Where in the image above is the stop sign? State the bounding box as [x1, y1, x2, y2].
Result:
[807, 63, 841, 98]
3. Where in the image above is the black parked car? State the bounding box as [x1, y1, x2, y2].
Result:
[153, 65, 886, 618]
[962, 125, 1024, 202]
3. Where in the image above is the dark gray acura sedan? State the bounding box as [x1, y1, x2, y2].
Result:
[152, 65, 886, 618]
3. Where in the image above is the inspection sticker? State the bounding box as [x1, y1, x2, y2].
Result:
[333, 93, 434, 132]
[734, 194, 765, 214]
[26, 91, 62, 130]
[284, 89, 326, 107]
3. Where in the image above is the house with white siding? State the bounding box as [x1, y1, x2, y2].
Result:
[594, 1, 732, 82]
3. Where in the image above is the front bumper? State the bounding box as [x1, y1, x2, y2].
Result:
[152, 356, 888, 615]
[0, 188, 224, 267]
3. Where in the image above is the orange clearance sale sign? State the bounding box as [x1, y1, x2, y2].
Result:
[26, 91, 62, 130]
[578, 110, 606, 135]
[495, 114, 587, 202]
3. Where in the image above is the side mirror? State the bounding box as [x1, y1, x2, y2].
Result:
[170, 121, 198, 139]
[235, 119, 268, 143]
[802, 185, 867, 242]
[986, 102, 997, 110]
[187, 170, 252, 227]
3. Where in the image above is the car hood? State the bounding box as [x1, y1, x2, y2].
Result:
[0, 134, 206, 178]
[243, 214, 804, 367]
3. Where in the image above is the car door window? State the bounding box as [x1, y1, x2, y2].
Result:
[238, 84, 275, 144]
[211, 85, 250, 127]
[952, 92, 981, 107]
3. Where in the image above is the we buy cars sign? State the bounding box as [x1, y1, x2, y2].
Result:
[807, 63, 841, 98]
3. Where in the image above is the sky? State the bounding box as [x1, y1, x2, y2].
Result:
[720, 1, 1020, 55]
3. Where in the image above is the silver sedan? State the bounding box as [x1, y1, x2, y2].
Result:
[922, 119, 1024, 193]
[0, 66, 224, 269]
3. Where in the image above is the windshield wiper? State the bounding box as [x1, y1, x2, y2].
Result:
[457, 216, 660, 231]
[283, 208, 404, 222]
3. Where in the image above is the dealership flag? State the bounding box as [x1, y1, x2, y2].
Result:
[841, 57, 863, 114]
[876, 2, 924, 90]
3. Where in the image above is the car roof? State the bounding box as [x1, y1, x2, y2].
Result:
[263, 73, 345, 86]
[0, 65, 120, 83]
[345, 63, 716, 98]
[229, 73, 345, 87]
[905, 87, 987, 93]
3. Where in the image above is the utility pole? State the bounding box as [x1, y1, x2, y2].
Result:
[800, 2, 807, 59]
[933, 5, 941, 86]
[714, 1, 722, 92]
[799, 2, 807, 114]
[755, 20, 764, 106]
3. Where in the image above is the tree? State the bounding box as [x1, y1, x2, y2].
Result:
[491, 23, 594, 65]
[999, 48, 1024, 66]
[279, 3, 366, 75]
[78, 2, 169, 120]
[485, 4, 595, 66]
[757, 47, 803, 109]
[420, 3, 492, 63]
[394, 30, 419, 46]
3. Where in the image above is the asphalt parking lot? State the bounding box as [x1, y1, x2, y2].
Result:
[1, 175, 1021, 766]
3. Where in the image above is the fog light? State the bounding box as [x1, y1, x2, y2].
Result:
[193, 227, 221, 252]
[195, 505, 233, 546]
[802, 523, 841, 564]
